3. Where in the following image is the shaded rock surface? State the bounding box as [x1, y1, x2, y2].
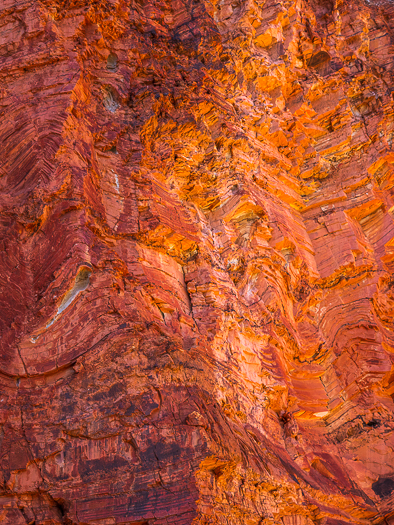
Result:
[1, 0, 394, 523]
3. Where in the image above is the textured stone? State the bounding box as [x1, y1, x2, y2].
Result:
[0, 0, 394, 523]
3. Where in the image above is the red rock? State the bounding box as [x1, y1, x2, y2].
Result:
[1, 0, 394, 523]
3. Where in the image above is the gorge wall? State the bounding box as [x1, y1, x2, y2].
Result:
[1, 0, 394, 522]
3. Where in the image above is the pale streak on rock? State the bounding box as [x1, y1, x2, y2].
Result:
[46, 267, 91, 328]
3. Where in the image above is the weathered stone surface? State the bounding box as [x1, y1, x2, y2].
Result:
[1, 0, 394, 522]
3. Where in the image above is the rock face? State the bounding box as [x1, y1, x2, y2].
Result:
[1, 0, 394, 522]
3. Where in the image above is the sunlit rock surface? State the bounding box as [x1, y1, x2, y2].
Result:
[1, 0, 394, 522]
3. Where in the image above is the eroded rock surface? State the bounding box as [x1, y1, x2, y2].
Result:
[1, 0, 394, 522]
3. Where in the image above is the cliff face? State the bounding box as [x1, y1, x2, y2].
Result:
[1, 0, 394, 522]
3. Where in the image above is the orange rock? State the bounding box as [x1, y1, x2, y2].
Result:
[1, 0, 394, 522]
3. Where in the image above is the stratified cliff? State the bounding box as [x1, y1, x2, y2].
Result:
[1, 0, 394, 522]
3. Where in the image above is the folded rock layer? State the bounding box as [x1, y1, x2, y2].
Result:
[1, 0, 394, 523]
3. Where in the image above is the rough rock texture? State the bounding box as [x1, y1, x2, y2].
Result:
[1, 0, 394, 522]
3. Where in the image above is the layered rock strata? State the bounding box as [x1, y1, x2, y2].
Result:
[1, 0, 394, 522]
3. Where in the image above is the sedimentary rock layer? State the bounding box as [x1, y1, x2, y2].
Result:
[1, 0, 394, 522]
